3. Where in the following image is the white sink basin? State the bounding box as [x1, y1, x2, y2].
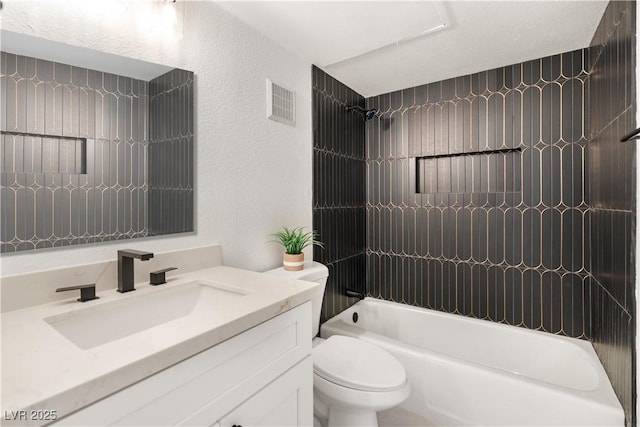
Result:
[45, 281, 249, 349]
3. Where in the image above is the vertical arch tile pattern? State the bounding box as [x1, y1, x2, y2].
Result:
[0, 53, 194, 252]
[312, 66, 367, 323]
[365, 48, 591, 339]
[1, 52, 150, 252]
[588, 1, 636, 425]
[148, 69, 195, 236]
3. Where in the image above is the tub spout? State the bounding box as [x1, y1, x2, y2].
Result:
[346, 289, 365, 300]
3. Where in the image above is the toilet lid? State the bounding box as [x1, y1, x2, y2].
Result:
[312, 335, 407, 392]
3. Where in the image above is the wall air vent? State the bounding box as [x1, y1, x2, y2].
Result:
[266, 78, 295, 127]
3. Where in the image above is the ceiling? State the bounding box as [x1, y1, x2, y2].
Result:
[1, 30, 174, 81]
[216, 1, 608, 97]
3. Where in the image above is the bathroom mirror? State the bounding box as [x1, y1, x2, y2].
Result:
[0, 31, 194, 253]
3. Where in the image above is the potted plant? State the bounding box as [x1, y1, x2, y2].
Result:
[271, 226, 324, 271]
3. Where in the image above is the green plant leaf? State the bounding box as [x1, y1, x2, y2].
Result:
[270, 226, 324, 254]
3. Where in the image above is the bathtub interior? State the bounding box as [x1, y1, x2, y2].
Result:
[320, 297, 625, 427]
[328, 298, 600, 391]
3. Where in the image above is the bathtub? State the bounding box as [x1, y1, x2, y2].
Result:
[320, 298, 624, 426]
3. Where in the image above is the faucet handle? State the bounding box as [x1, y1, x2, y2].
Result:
[56, 284, 99, 302]
[149, 267, 178, 286]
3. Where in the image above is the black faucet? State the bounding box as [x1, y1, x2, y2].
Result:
[117, 249, 154, 293]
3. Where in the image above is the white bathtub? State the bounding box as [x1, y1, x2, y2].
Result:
[320, 298, 624, 426]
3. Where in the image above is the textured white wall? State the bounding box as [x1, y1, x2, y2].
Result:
[0, 1, 313, 276]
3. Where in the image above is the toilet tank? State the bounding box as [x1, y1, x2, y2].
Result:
[264, 261, 328, 338]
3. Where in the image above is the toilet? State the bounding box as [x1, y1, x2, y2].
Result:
[265, 261, 409, 427]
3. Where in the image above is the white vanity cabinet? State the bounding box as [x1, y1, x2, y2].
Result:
[51, 302, 312, 427]
[215, 357, 312, 427]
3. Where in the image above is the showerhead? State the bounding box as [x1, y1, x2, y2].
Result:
[364, 109, 377, 121]
[346, 105, 378, 122]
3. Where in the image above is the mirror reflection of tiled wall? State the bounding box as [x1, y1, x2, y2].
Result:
[148, 69, 194, 236]
[0, 52, 149, 252]
[0, 52, 194, 253]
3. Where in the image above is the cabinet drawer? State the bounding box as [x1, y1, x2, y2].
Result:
[53, 302, 311, 426]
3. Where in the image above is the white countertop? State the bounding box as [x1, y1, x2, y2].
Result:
[1, 266, 318, 425]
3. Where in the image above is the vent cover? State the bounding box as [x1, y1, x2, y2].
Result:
[266, 78, 295, 126]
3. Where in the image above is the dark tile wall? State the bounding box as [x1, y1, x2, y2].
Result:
[589, 1, 636, 425]
[0, 52, 149, 252]
[312, 66, 367, 322]
[365, 49, 592, 338]
[148, 69, 194, 235]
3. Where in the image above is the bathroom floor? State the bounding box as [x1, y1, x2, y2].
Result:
[378, 407, 435, 427]
[314, 407, 433, 427]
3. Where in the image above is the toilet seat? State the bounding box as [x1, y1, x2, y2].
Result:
[313, 335, 407, 392]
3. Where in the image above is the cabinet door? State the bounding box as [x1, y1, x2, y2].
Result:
[218, 357, 312, 427]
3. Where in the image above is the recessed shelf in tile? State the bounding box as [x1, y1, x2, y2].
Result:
[415, 148, 522, 194]
[1, 130, 87, 174]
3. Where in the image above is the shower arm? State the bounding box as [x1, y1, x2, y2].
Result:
[345, 105, 378, 121]
[346, 105, 366, 113]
